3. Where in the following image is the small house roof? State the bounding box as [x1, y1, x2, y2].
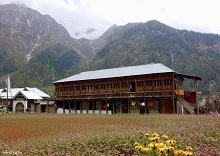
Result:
[0, 87, 50, 99]
[23, 87, 50, 98]
[15, 91, 43, 100]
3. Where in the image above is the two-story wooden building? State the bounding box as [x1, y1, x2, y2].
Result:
[53, 63, 201, 114]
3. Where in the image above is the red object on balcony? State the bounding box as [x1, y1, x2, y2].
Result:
[183, 91, 197, 104]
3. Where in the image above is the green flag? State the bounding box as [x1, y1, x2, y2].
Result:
[47, 57, 55, 79]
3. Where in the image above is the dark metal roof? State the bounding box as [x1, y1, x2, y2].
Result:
[175, 73, 202, 81]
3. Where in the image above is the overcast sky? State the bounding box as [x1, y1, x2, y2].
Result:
[1, 0, 220, 39]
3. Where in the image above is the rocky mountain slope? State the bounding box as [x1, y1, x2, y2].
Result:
[1, 3, 220, 94]
[0, 4, 84, 76]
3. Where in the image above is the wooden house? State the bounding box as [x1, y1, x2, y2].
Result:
[53, 63, 202, 114]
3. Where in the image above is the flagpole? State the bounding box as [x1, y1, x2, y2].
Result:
[6, 77, 8, 113]
[48, 55, 55, 80]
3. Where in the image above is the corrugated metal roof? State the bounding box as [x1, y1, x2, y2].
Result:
[0, 88, 23, 98]
[54, 63, 174, 83]
[19, 91, 43, 100]
[0, 87, 50, 99]
[1, 91, 43, 100]
[24, 87, 50, 98]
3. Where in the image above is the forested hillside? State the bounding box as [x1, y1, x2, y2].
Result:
[89, 20, 220, 93]
[1, 3, 220, 96]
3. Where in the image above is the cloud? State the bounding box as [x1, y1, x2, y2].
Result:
[0, 0, 112, 39]
[80, 0, 220, 34]
[1, 0, 220, 39]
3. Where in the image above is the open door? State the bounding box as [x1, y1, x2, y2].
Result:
[130, 82, 136, 92]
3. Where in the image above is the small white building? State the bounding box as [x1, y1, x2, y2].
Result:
[0, 87, 51, 113]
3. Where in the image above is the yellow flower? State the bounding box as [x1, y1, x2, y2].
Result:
[134, 132, 193, 156]
[148, 136, 160, 142]
[183, 151, 193, 156]
[173, 150, 180, 156]
[148, 142, 156, 149]
[135, 145, 141, 150]
[152, 132, 160, 137]
[178, 150, 184, 154]
[186, 146, 193, 151]
[166, 139, 176, 146]
[155, 142, 165, 148]
[140, 147, 150, 154]
[148, 137, 155, 141]
[134, 142, 140, 146]
[162, 134, 169, 139]
[167, 146, 175, 152]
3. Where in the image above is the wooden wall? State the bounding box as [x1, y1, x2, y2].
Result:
[55, 73, 175, 100]
[54, 73, 183, 114]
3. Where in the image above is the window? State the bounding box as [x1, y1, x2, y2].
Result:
[146, 81, 152, 86]
[164, 80, 172, 86]
[107, 84, 112, 89]
[69, 87, 74, 91]
[75, 86, 80, 90]
[100, 84, 106, 89]
[87, 85, 92, 90]
[94, 85, 99, 90]
[155, 80, 162, 86]
[63, 87, 68, 91]
[137, 81, 144, 86]
[114, 83, 120, 88]
[121, 83, 127, 88]
[81, 85, 86, 90]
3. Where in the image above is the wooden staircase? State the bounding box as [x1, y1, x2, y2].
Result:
[176, 95, 195, 114]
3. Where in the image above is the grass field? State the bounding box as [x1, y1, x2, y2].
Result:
[0, 113, 219, 155]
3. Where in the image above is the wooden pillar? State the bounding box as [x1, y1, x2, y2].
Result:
[119, 99, 122, 113]
[172, 72, 175, 114]
[106, 99, 108, 114]
[53, 101, 56, 113]
[47, 103, 49, 113]
[136, 98, 139, 114]
[80, 101, 82, 114]
[99, 100, 101, 114]
[63, 100, 65, 114]
[74, 101, 76, 114]
[128, 99, 130, 114]
[145, 98, 147, 115]
[69, 99, 71, 114]
[194, 79, 199, 115]
[86, 100, 89, 114]
[112, 99, 115, 114]
[194, 79, 197, 91]
[92, 100, 95, 114]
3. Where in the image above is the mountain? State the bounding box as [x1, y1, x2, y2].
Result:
[0, 3, 88, 89]
[89, 20, 220, 93]
[1, 3, 220, 95]
[0, 3, 83, 71]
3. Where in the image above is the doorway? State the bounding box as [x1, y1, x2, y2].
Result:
[15, 102, 24, 112]
[130, 82, 136, 92]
